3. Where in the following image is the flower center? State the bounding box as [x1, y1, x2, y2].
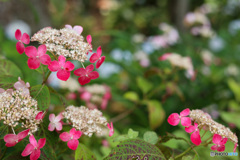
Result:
[61, 66, 64, 69]
[36, 56, 39, 59]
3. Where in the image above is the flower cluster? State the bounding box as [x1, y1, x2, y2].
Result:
[168, 108, 238, 152]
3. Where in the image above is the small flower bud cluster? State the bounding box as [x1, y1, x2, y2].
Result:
[190, 109, 238, 144]
[31, 27, 92, 62]
[63, 105, 108, 137]
[0, 90, 41, 133]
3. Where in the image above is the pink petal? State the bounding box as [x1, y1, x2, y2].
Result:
[0, 88, 5, 93]
[35, 111, 44, 120]
[185, 125, 195, 133]
[78, 76, 91, 85]
[67, 139, 79, 150]
[85, 64, 94, 73]
[49, 114, 55, 122]
[57, 69, 70, 81]
[14, 81, 25, 90]
[16, 41, 25, 54]
[70, 128, 82, 140]
[80, 92, 92, 101]
[190, 131, 201, 146]
[65, 24, 73, 29]
[86, 35, 92, 44]
[58, 55, 66, 67]
[217, 145, 225, 152]
[29, 135, 38, 147]
[96, 56, 105, 68]
[180, 108, 190, 116]
[40, 54, 51, 65]
[15, 29, 22, 40]
[38, 138, 46, 149]
[25, 46, 38, 57]
[4, 134, 18, 147]
[28, 57, 41, 69]
[101, 99, 108, 110]
[212, 134, 222, 145]
[88, 71, 99, 79]
[69, 128, 77, 136]
[48, 61, 60, 71]
[167, 113, 180, 126]
[21, 144, 34, 156]
[64, 61, 75, 71]
[21, 33, 30, 44]
[89, 53, 99, 63]
[73, 26, 83, 34]
[220, 138, 228, 145]
[158, 53, 171, 61]
[96, 46, 102, 57]
[17, 129, 30, 141]
[74, 68, 86, 77]
[55, 113, 63, 121]
[211, 145, 218, 151]
[30, 149, 41, 160]
[181, 117, 191, 126]
[37, 45, 47, 56]
[55, 122, 63, 131]
[60, 132, 71, 142]
[48, 123, 55, 131]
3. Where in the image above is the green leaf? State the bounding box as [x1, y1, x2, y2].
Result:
[104, 139, 165, 160]
[0, 122, 8, 139]
[136, 77, 153, 94]
[112, 135, 129, 142]
[227, 79, 240, 102]
[128, 128, 139, 139]
[0, 59, 23, 77]
[0, 75, 17, 89]
[124, 91, 139, 102]
[220, 111, 240, 129]
[40, 144, 57, 160]
[30, 85, 50, 110]
[75, 143, 97, 160]
[143, 131, 158, 144]
[147, 100, 165, 130]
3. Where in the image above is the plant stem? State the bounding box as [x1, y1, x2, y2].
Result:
[174, 146, 194, 159]
[42, 71, 51, 85]
[110, 106, 137, 123]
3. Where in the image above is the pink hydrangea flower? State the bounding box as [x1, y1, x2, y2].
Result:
[14, 77, 30, 95]
[158, 53, 171, 61]
[66, 92, 77, 100]
[21, 135, 46, 160]
[59, 128, 82, 150]
[234, 143, 238, 152]
[89, 46, 105, 68]
[185, 123, 202, 146]
[74, 64, 99, 85]
[15, 29, 30, 54]
[4, 129, 29, 147]
[35, 111, 45, 120]
[65, 24, 83, 34]
[211, 134, 228, 152]
[86, 35, 92, 52]
[80, 91, 92, 102]
[48, 113, 63, 131]
[107, 122, 114, 137]
[25, 45, 51, 69]
[0, 88, 13, 94]
[167, 108, 191, 126]
[48, 55, 75, 81]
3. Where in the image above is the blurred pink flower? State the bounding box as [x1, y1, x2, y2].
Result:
[211, 134, 228, 152]
[4, 129, 29, 147]
[80, 91, 92, 102]
[185, 123, 202, 146]
[14, 77, 30, 95]
[74, 64, 99, 85]
[65, 24, 83, 34]
[0, 88, 13, 94]
[167, 108, 191, 126]
[59, 128, 82, 150]
[107, 122, 114, 137]
[48, 113, 63, 131]
[21, 135, 46, 160]
[90, 46, 105, 68]
[66, 92, 77, 100]
[15, 29, 30, 54]
[158, 53, 171, 61]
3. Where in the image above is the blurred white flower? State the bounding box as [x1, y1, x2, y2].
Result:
[59, 77, 80, 92]
[132, 33, 145, 43]
[110, 49, 132, 63]
[134, 50, 150, 67]
[228, 19, 240, 35]
[201, 66, 211, 76]
[225, 64, 239, 76]
[5, 20, 31, 41]
[98, 62, 122, 78]
[201, 49, 214, 66]
[209, 36, 225, 52]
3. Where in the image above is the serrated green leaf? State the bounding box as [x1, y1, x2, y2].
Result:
[143, 131, 158, 144]
[104, 139, 165, 160]
[30, 85, 50, 110]
[220, 111, 240, 129]
[147, 100, 165, 130]
[136, 77, 153, 94]
[0, 59, 23, 78]
[124, 91, 139, 102]
[128, 128, 139, 139]
[0, 75, 17, 89]
[75, 143, 97, 160]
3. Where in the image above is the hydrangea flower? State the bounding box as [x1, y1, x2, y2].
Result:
[48, 113, 63, 131]
[59, 128, 82, 150]
[35, 111, 45, 120]
[15, 29, 30, 54]
[65, 24, 83, 34]
[21, 135, 46, 160]
[185, 123, 202, 146]
[48, 55, 75, 81]
[4, 129, 29, 147]
[0, 88, 13, 94]
[167, 108, 191, 126]
[86, 35, 92, 52]
[74, 64, 99, 85]
[107, 122, 114, 137]
[14, 77, 30, 95]
[90, 46, 105, 68]
[211, 134, 228, 152]
[25, 45, 51, 69]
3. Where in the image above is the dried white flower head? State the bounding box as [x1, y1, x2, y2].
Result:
[0, 90, 42, 133]
[84, 84, 107, 95]
[63, 105, 108, 137]
[190, 109, 238, 144]
[31, 27, 92, 62]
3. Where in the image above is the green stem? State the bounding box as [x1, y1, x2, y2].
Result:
[42, 71, 51, 85]
[174, 146, 194, 159]
[201, 130, 207, 139]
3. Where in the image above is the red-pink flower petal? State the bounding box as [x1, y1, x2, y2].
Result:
[30, 149, 41, 160]
[217, 145, 225, 152]
[38, 138, 46, 149]
[69, 128, 82, 139]
[180, 108, 190, 116]
[60, 132, 71, 142]
[185, 125, 196, 133]
[158, 53, 171, 61]
[167, 113, 180, 126]
[96, 56, 105, 68]
[22, 143, 34, 156]
[57, 69, 70, 81]
[73, 26, 83, 35]
[17, 129, 30, 141]
[4, 134, 18, 147]
[21, 33, 30, 44]
[190, 131, 201, 146]
[48, 61, 60, 71]
[58, 55, 66, 66]
[55, 122, 63, 131]
[67, 139, 79, 150]
[212, 134, 222, 145]
[85, 64, 94, 73]
[15, 29, 22, 40]
[37, 45, 47, 56]
[16, 41, 25, 54]
[25, 46, 38, 57]
[233, 143, 238, 152]
[55, 113, 63, 121]
[48, 123, 55, 131]
[74, 68, 86, 76]
[96, 46, 102, 57]
[64, 61, 75, 71]
[78, 76, 91, 85]
[89, 53, 99, 63]
[88, 71, 99, 79]
[49, 114, 55, 122]
[80, 92, 92, 101]
[35, 111, 44, 120]
[211, 145, 218, 151]
[28, 57, 41, 69]
[40, 54, 51, 65]
[220, 138, 228, 145]
[181, 117, 191, 126]
[29, 135, 38, 147]
[86, 35, 92, 44]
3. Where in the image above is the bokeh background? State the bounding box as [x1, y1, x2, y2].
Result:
[0, 0, 240, 159]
